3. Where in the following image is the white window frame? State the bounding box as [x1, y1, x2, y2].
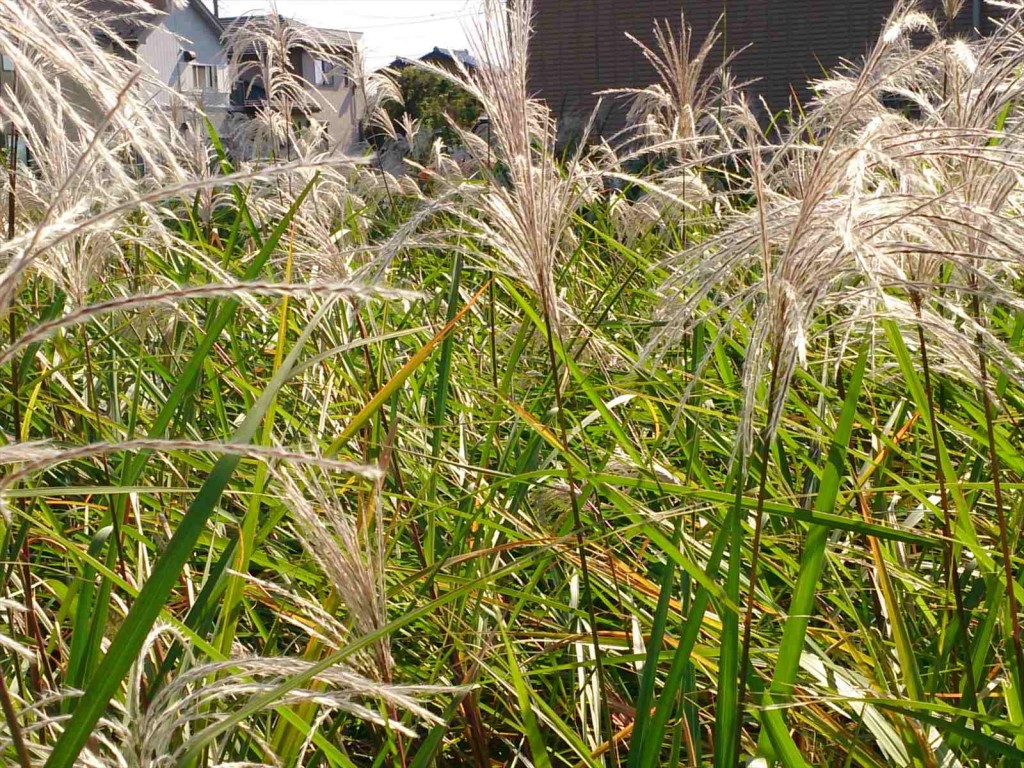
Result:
[313, 59, 340, 88]
[1, 55, 14, 72]
[191, 63, 218, 92]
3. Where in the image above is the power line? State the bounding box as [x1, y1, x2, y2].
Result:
[357, 12, 483, 29]
[217, 2, 483, 26]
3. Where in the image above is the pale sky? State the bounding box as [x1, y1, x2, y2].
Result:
[216, 0, 484, 70]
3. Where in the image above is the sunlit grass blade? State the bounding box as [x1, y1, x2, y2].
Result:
[627, 522, 680, 767]
[43, 299, 337, 768]
[326, 279, 491, 457]
[758, 347, 868, 765]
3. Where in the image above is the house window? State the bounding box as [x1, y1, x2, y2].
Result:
[314, 59, 339, 87]
[191, 64, 218, 91]
[0, 54, 14, 93]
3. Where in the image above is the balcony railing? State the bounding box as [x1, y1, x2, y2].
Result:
[230, 82, 323, 114]
[231, 82, 267, 109]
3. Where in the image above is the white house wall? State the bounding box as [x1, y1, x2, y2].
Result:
[297, 49, 362, 152]
[136, 2, 229, 129]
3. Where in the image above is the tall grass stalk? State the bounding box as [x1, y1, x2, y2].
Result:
[971, 293, 1024, 692]
[0, 664, 29, 768]
[735, 354, 780, 740]
[7, 1, 1024, 766]
[541, 289, 615, 763]
[912, 305, 979, 713]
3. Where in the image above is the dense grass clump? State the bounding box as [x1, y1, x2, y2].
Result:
[5, 0, 1024, 765]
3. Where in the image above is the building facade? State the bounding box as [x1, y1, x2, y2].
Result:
[528, 0, 986, 136]
[2, 1, 364, 160]
[93, 0, 231, 131]
[223, 15, 364, 153]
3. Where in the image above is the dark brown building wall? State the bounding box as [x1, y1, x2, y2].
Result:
[528, 1, 983, 135]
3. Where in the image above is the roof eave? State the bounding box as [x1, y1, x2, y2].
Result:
[189, 0, 225, 33]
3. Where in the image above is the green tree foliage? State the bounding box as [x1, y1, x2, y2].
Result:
[386, 66, 482, 147]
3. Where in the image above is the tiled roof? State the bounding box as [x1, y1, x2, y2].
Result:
[426, 47, 478, 69]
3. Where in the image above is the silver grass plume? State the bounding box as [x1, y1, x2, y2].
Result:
[0, 0, 198, 310]
[348, 45, 403, 149]
[275, 467, 393, 682]
[603, 13, 744, 162]
[648, 1, 1024, 456]
[0, 624, 448, 767]
[408, 0, 603, 329]
[598, 13, 745, 265]
[812, 2, 1024, 386]
[224, 7, 353, 159]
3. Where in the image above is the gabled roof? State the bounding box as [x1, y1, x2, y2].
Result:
[221, 15, 362, 56]
[312, 26, 362, 51]
[186, 0, 225, 34]
[424, 47, 478, 69]
[87, 0, 223, 41]
[389, 46, 478, 71]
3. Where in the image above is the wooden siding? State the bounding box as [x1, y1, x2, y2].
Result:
[529, 0, 983, 136]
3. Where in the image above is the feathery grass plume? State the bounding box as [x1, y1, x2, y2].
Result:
[238, 573, 354, 651]
[275, 466, 392, 681]
[379, 113, 433, 175]
[224, 6, 354, 159]
[0, 279, 417, 367]
[846, 3, 1024, 727]
[924, 5, 1024, 695]
[604, 13, 743, 162]
[348, 45, 403, 147]
[0, 624, 448, 766]
[0, 0, 197, 310]
[408, 0, 603, 328]
[645, 0, 1024, 453]
[801, 6, 1024, 392]
[0, 438, 383, 521]
[594, 14, 747, 281]
[256, 171, 361, 277]
[0, 156, 370, 289]
[229, 154, 394, 281]
[0, 0, 190, 179]
[646, 99, 833, 456]
[606, 189, 664, 247]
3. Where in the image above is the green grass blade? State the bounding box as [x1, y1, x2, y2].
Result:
[759, 347, 868, 765]
[43, 299, 335, 768]
[502, 624, 552, 768]
[627, 523, 679, 767]
[325, 279, 489, 457]
[714, 482, 744, 768]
